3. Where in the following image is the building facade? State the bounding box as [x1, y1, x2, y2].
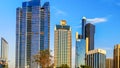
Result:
[54, 20, 72, 68]
[75, 32, 86, 68]
[86, 49, 106, 68]
[82, 17, 86, 39]
[85, 23, 95, 51]
[106, 58, 113, 68]
[1, 37, 8, 61]
[16, 0, 50, 68]
[113, 44, 120, 68]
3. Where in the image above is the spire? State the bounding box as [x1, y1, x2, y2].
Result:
[60, 20, 67, 26]
[82, 16, 86, 20]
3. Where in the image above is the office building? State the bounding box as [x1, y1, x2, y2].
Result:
[82, 17, 86, 39]
[54, 20, 72, 68]
[113, 44, 120, 68]
[0, 37, 8, 68]
[106, 58, 113, 68]
[1, 38, 8, 61]
[16, 0, 50, 68]
[75, 32, 86, 68]
[86, 49, 106, 68]
[85, 23, 95, 51]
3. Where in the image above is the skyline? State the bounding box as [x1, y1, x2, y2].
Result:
[0, 0, 120, 68]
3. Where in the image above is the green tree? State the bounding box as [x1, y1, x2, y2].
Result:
[33, 49, 53, 68]
[81, 65, 92, 68]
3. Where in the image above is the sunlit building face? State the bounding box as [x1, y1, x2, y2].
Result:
[54, 20, 72, 68]
[113, 44, 120, 68]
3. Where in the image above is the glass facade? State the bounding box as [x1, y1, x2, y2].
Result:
[75, 39, 86, 68]
[82, 17, 86, 39]
[86, 49, 106, 68]
[54, 20, 72, 68]
[85, 23, 95, 51]
[16, 0, 50, 68]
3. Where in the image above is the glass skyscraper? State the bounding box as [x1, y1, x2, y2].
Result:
[54, 20, 72, 68]
[86, 49, 106, 68]
[75, 32, 86, 68]
[85, 23, 95, 51]
[16, 0, 50, 68]
[82, 17, 86, 39]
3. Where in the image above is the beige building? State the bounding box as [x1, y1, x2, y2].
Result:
[113, 44, 120, 68]
[106, 58, 113, 68]
[1, 37, 8, 61]
[54, 20, 72, 68]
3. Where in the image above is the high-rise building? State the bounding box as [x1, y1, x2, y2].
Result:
[1, 37, 8, 61]
[75, 32, 86, 68]
[113, 44, 120, 68]
[85, 23, 95, 51]
[82, 17, 86, 39]
[16, 0, 50, 68]
[54, 20, 72, 68]
[106, 58, 113, 68]
[86, 49, 106, 68]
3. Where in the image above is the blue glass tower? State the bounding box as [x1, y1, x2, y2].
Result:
[75, 32, 86, 68]
[82, 17, 86, 39]
[16, 0, 50, 68]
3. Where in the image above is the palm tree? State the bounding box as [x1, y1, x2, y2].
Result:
[33, 49, 53, 68]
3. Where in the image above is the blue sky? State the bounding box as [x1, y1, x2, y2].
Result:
[0, 0, 120, 68]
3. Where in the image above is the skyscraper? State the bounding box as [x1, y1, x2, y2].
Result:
[1, 37, 8, 61]
[75, 32, 86, 68]
[85, 23, 95, 51]
[82, 17, 86, 39]
[106, 58, 113, 68]
[54, 20, 72, 68]
[113, 44, 120, 68]
[16, 0, 50, 68]
[86, 49, 106, 68]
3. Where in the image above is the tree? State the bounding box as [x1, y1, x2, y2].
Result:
[57, 64, 70, 68]
[81, 65, 92, 68]
[33, 49, 53, 68]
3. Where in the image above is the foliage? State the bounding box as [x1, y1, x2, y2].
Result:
[80, 65, 92, 68]
[33, 49, 53, 68]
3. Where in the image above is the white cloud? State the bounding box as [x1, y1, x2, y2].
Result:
[87, 17, 107, 24]
[52, 6, 67, 16]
